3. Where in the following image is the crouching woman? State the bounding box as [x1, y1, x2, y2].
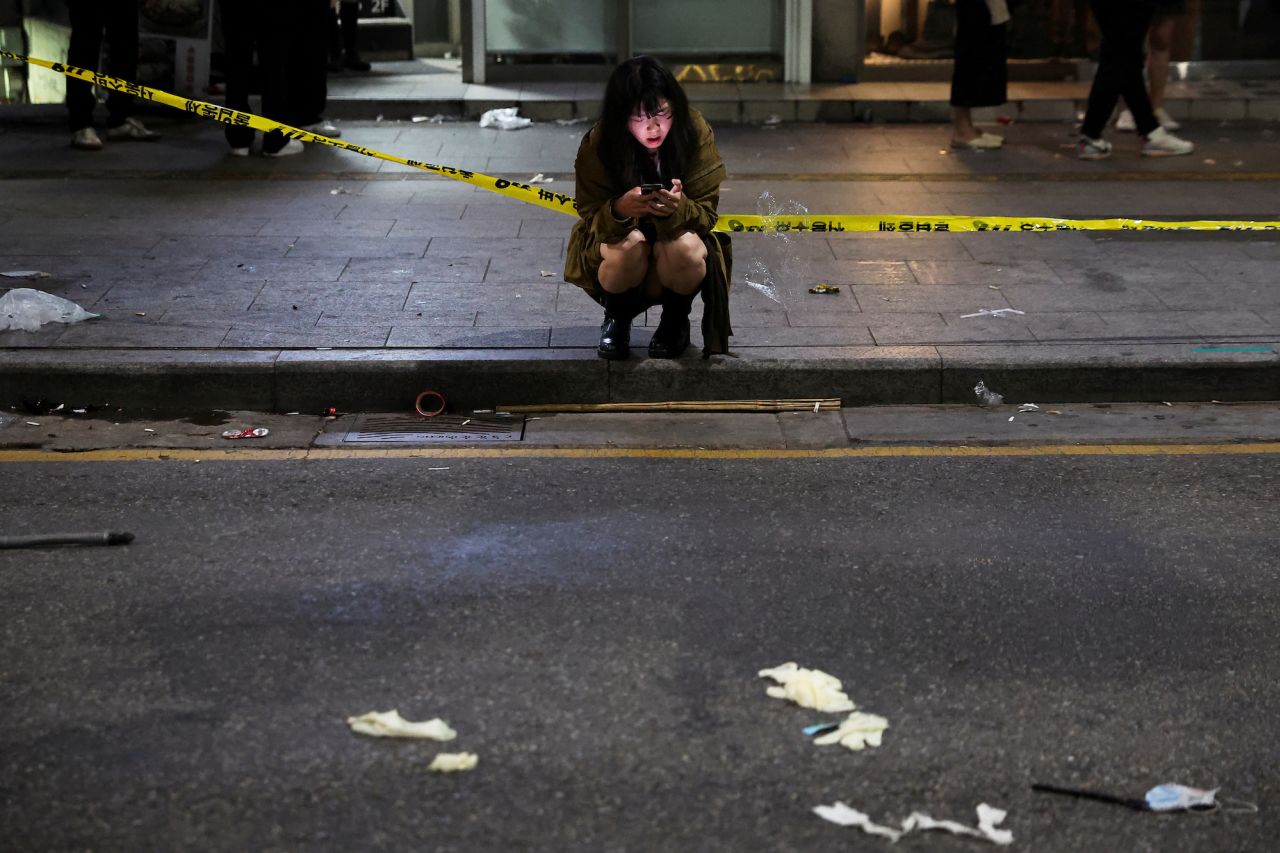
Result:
[564, 56, 733, 359]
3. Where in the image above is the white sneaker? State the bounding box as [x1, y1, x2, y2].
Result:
[1142, 125, 1193, 157]
[70, 127, 103, 151]
[105, 117, 160, 141]
[1116, 109, 1137, 132]
[302, 120, 341, 138]
[1077, 135, 1112, 160]
[1154, 107, 1181, 131]
[229, 146, 250, 157]
[263, 138, 304, 158]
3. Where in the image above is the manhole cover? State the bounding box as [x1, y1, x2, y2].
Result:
[323, 414, 524, 445]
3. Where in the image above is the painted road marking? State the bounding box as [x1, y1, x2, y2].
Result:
[2, 443, 1279, 463]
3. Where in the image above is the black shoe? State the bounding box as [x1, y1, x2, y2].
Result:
[597, 289, 646, 360]
[648, 289, 694, 358]
[344, 53, 372, 72]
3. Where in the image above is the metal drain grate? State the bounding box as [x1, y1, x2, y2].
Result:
[337, 414, 524, 444]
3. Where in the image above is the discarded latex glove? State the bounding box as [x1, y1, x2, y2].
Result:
[815, 802, 1013, 846]
[1146, 784, 1218, 812]
[479, 107, 531, 130]
[428, 752, 478, 773]
[974, 380, 1004, 407]
[758, 662, 855, 713]
[1, 270, 51, 279]
[347, 709, 457, 740]
[812, 711, 889, 751]
[0, 288, 99, 332]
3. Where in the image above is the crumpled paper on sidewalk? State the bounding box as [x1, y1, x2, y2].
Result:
[346, 709, 457, 740]
[428, 752, 478, 773]
[812, 711, 889, 751]
[0, 288, 99, 332]
[759, 662, 855, 713]
[814, 801, 1013, 845]
[479, 107, 532, 130]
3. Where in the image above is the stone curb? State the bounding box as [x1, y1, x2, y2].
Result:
[1, 345, 1276, 414]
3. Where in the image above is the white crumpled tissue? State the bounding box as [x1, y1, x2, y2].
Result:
[346, 709, 457, 740]
[758, 662, 855, 713]
[479, 107, 532, 130]
[815, 801, 1013, 846]
[428, 752, 479, 773]
[813, 711, 889, 751]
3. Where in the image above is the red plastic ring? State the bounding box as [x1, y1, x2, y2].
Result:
[414, 389, 447, 418]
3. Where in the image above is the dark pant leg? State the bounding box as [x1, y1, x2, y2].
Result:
[951, 0, 1008, 108]
[102, 0, 140, 128]
[1082, 0, 1158, 138]
[288, 0, 330, 126]
[259, 1, 296, 153]
[219, 0, 257, 148]
[65, 0, 105, 131]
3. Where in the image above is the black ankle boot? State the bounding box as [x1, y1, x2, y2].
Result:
[598, 290, 645, 360]
[648, 289, 695, 358]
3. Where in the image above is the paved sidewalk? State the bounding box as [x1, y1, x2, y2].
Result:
[1, 116, 1278, 412]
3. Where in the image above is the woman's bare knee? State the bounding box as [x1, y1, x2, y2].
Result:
[654, 232, 707, 294]
[598, 232, 651, 293]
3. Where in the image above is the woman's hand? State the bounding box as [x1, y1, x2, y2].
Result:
[649, 179, 683, 218]
[611, 187, 654, 220]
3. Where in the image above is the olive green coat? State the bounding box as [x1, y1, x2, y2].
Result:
[563, 109, 734, 355]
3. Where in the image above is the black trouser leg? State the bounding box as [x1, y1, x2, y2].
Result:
[258, 2, 297, 153]
[101, 0, 139, 128]
[1082, 0, 1158, 139]
[219, 0, 256, 149]
[340, 1, 361, 57]
[288, 0, 331, 126]
[65, 0, 105, 131]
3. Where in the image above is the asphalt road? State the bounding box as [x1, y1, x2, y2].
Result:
[1, 451, 1277, 851]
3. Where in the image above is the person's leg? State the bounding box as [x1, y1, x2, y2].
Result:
[101, 0, 139, 129]
[648, 232, 706, 358]
[340, 0, 370, 71]
[218, 0, 256, 150]
[288, 0, 331, 128]
[949, 0, 1006, 146]
[1147, 15, 1174, 111]
[1082, 0, 1155, 139]
[596, 231, 652, 360]
[65, 0, 104, 133]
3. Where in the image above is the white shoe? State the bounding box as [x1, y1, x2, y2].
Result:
[302, 120, 341, 138]
[70, 127, 103, 151]
[1142, 125, 1193, 157]
[105, 117, 160, 141]
[1116, 109, 1136, 132]
[951, 131, 1004, 150]
[1154, 107, 1181, 131]
[263, 138, 305, 158]
[229, 146, 250, 157]
[1077, 135, 1112, 160]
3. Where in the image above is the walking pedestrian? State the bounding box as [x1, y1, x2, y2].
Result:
[329, 0, 372, 73]
[564, 55, 733, 360]
[294, 0, 342, 138]
[219, 0, 304, 156]
[950, 0, 1010, 150]
[66, 0, 161, 150]
[1115, 1, 1185, 132]
[1078, 0, 1194, 160]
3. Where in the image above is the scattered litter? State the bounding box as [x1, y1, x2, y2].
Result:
[961, 308, 1025, 319]
[811, 711, 889, 751]
[330, 187, 351, 195]
[474, 409, 493, 414]
[808, 283, 840, 295]
[460, 419, 471, 426]
[1018, 403, 1040, 413]
[803, 721, 840, 737]
[347, 710, 457, 740]
[540, 270, 555, 277]
[974, 380, 1004, 407]
[412, 114, 446, 123]
[1162, 401, 1173, 407]
[143, 428, 156, 433]
[554, 117, 590, 126]
[427, 467, 450, 471]
[743, 258, 782, 303]
[221, 427, 269, 440]
[1146, 784, 1219, 812]
[428, 752, 478, 773]
[479, 107, 532, 130]
[1008, 416, 1016, 422]
[1033, 782, 1255, 814]
[763, 114, 782, 126]
[813, 401, 820, 413]
[1234, 160, 1245, 167]
[415, 389, 447, 418]
[135, 312, 147, 317]
[528, 173, 553, 184]
[72, 408, 86, 414]
[988, 284, 1001, 290]
[375, 114, 383, 122]
[25, 421, 39, 426]
[324, 406, 339, 418]
[0, 530, 135, 549]
[996, 115, 1014, 126]
[1, 270, 51, 279]
[758, 662, 855, 713]
[0, 288, 99, 332]
[815, 802, 1013, 846]
[1203, 158, 1217, 165]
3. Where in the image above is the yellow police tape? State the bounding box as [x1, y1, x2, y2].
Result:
[8, 51, 1280, 234]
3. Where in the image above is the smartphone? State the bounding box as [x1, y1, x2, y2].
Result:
[640, 183, 665, 194]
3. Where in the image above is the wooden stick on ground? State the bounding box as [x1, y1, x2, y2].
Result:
[496, 399, 841, 414]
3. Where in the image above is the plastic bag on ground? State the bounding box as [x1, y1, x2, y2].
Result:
[0, 288, 99, 332]
[479, 107, 532, 130]
[346, 709, 457, 740]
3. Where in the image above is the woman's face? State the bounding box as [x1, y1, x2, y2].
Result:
[628, 100, 673, 151]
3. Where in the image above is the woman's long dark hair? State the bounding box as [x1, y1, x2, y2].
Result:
[597, 55, 698, 190]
